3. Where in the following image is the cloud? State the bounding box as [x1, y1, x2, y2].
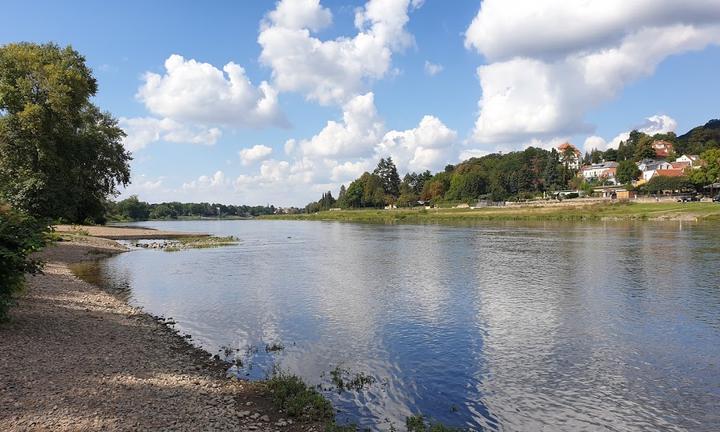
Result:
[583, 135, 610, 153]
[258, 0, 420, 105]
[119, 117, 221, 152]
[267, 0, 332, 31]
[465, 0, 720, 61]
[582, 113, 678, 152]
[638, 114, 677, 136]
[296, 92, 385, 158]
[464, 0, 720, 147]
[328, 160, 371, 182]
[138, 54, 285, 127]
[458, 149, 490, 161]
[239, 145, 273, 165]
[375, 115, 457, 173]
[424, 60, 443, 76]
[182, 170, 229, 191]
[122, 54, 288, 152]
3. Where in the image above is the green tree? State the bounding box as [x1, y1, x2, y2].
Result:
[116, 195, 150, 221]
[0, 205, 47, 320]
[635, 141, 656, 160]
[616, 160, 641, 184]
[361, 173, 386, 207]
[446, 171, 486, 202]
[0, 43, 131, 223]
[337, 185, 346, 205]
[342, 179, 364, 208]
[543, 149, 562, 191]
[603, 148, 618, 161]
[373, 157, 401, 198]
[396, 181, 418, 207]
[689, 148, 720, 189]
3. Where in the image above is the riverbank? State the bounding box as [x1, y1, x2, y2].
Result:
[263, 201, 720, 224]
[0, 236, 322, 431]
[54, 224, 209, 240]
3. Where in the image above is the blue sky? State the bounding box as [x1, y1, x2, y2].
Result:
[2, 0, 719, 206]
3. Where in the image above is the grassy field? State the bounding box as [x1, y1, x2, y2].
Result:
[261, 201, 720, 224]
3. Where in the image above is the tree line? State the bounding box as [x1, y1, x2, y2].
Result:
[108, 196, 276, 221]
[305, 125, 720, 211]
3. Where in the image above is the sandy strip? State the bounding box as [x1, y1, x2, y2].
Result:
[54, 225, 209, 240]
[0, 239, 314, 431]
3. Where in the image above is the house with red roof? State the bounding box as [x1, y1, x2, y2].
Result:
[651, 140, 674, 158]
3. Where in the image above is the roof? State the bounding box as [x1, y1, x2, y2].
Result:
[603, 167, 617, 175]
[671, 162, 690, 170]
[652, 168, 686, 178]
[679, 154, 700, 161]
[581, 161, 618, 171]
[638, 159, 671, 171]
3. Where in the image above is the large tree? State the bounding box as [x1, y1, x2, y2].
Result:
[616, 160, 641, 184]
[0, 43, 131, 223]
[373, 157, 401, 198]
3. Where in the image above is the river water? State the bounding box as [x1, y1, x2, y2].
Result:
[78, 220, 720, 430]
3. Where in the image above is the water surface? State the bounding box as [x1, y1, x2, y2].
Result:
[85, 220, 720, 430]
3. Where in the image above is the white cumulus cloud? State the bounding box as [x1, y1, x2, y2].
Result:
[376, 115, 457, 173]
[582, 113, 679, 152]
[122, 54, 287, 152]
[239, 145, 273, 165]
[119, 117, 221, 152]
[258, 0, 420, 105]
[296, 93, 385, 158]
[464, 0, 720, 147]
[138, 54, 285, 127]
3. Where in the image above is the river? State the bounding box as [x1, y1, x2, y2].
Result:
[76, 220, 720, 430]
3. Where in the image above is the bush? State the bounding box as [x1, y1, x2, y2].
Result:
[0, 205, 48, 320]
[267, 369, 334, 420]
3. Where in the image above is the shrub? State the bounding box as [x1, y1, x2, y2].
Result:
[267, 369, 334, 420]
[0, 205, 48, 320]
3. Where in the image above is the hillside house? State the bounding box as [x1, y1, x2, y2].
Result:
[676, 154, 702, 168]
[651, 140, 674, 158]
[637, 159, 673, 181]
[580, 161, 619, 184]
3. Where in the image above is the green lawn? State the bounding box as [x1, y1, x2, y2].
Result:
[261, 201, 720, 224]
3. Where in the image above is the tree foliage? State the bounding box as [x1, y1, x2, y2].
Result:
[640, 176, 693, 194]
[305, 191, 336, 213]
[373, 157, 401, 199]
[338, 172, 385, 208]
[616, 160, 641, 184]
[0, 42, 131, 223]
[107, 197, 276, 221]
[0, 205, 48, 320]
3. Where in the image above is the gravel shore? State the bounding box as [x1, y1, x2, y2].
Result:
[54, 225, 209, 240]
[0, 238, 318, 431]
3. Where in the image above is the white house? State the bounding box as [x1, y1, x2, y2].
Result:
[676, 154, 701, 168]
[637, 159, 674, 181]
[580, 161, 618, 184]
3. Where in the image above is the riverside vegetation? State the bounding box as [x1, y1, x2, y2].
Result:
[265, 201, 720, 224]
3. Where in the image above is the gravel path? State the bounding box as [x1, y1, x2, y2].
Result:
[0, 240, 316, 431]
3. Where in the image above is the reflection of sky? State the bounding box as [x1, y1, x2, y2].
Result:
[95, 220, 720, 431]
